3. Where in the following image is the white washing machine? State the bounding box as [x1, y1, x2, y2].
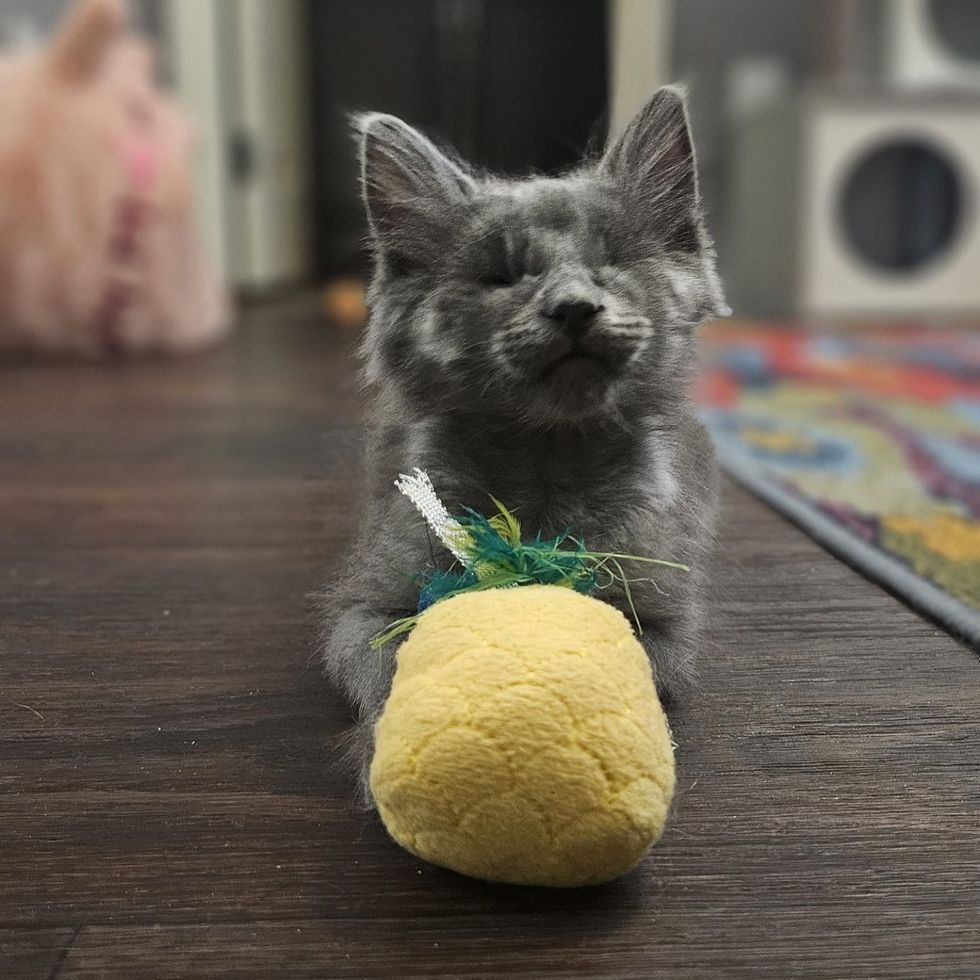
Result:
[730, 90, 980, 317]
[887, 0, 980, 91]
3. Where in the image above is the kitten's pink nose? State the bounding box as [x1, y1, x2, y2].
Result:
[546, 297, 604, 339]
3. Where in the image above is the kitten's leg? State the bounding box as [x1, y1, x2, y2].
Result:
[589, 510, 713, 703]
[593, 542, 705, 702]
[335, 718, 379, 808]
[321, 603, 398, 711]
[321, 602, 404, 802]
[584, 535, 701, 700]
[637, 617, 700, 705]
[320, 495, 439, 803]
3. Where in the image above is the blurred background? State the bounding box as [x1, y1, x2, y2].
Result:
[1, 1, 976, 658]
[6, 0, 980, 322]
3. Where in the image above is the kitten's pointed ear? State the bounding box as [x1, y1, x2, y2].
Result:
[47, 0, 126, 83]
[356, 113, 474, 273]
[602, 86, 701, 252]
[603, 87, 729, 319]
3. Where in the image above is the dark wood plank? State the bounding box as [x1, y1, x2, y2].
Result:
[55, 912, 980, 980]
[1, 299, 977, 978]
[0, 928, 76, 980]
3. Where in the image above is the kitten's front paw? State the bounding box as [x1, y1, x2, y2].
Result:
[336, 719, 377, 810]
[640, 629, 698, 704]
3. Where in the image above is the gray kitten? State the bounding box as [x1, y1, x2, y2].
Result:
[320, 86, 727, 799]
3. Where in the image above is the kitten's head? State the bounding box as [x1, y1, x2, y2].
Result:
[357, 86, 727, 427]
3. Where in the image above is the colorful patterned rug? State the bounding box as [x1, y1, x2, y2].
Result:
[697, 324, 980, 647]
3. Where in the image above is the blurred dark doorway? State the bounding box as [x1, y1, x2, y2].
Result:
[307, 0, 609, 276]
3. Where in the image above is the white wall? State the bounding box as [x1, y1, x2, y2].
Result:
[1, 0, 161, 45]
[608, 0, 673, 137]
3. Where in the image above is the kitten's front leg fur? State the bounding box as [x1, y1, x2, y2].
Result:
[321, 602, 399, 717]
[320, 497, 434, 803]
[320, 601, 400, 804]
[608, 571, 707, 702]
[637, 613, 703, 705]
[590, 427, 718, 700]
[626, 526, 713, 700]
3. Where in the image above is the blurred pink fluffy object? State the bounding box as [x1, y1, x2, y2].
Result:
[0, 0, 230, 357]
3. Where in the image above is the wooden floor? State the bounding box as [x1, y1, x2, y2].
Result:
[2, 300, 978, 979]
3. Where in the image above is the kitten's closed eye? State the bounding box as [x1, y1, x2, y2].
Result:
[481, 264, 521, 288]
[478, 233, 526, 288]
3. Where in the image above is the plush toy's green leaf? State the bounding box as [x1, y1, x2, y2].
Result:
[371, 496, 689, 647]
[487, 497, 522, 546]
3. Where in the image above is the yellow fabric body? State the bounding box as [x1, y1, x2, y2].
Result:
[369, 585, 675, 887]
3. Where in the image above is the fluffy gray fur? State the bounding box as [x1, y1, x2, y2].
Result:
[320, 86, 727, 801]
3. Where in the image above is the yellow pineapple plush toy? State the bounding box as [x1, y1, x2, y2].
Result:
[368, 472, 680, 887]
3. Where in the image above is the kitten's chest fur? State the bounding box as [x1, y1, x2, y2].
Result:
[394, 410, 681, 542]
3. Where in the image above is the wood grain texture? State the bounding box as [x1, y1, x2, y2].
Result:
[1, 299, 977, 978]
[0, 929, 77, 979]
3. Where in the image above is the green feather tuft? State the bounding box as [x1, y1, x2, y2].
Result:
[371, 495, 688, 648]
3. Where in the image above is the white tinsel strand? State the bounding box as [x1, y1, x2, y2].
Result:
[394, 468, 470, 563]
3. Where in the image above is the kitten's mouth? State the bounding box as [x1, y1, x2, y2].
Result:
[538, 349, 611, 382]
